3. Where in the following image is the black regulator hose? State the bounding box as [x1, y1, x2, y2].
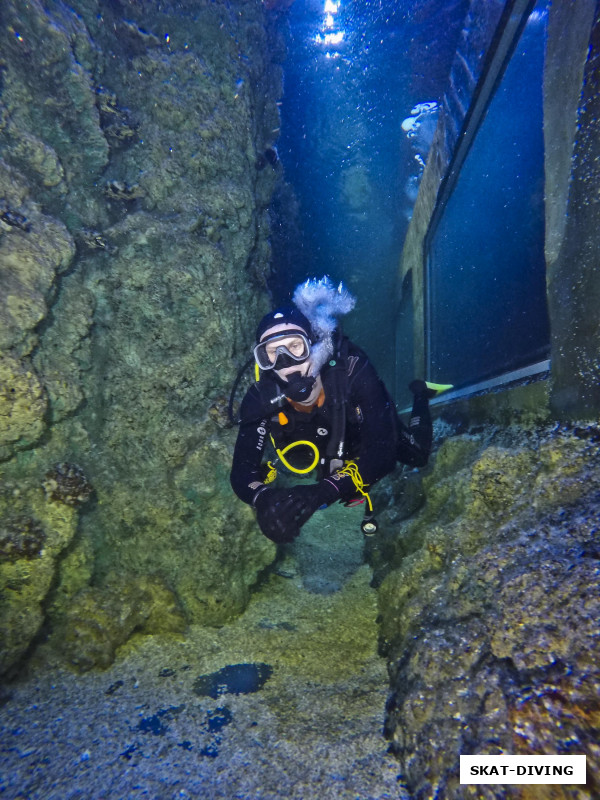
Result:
[228, 356, 255, 426]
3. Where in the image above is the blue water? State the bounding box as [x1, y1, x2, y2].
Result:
[270, 0, 469, 388]
[428, 5, 550, 387]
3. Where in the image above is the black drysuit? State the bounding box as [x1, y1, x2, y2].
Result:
[230, 339, 431, 509]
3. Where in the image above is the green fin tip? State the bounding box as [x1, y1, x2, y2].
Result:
[425, 381, 454, 396]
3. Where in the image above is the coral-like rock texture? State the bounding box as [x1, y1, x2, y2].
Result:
[0, 355, 47, 461]
[0, 0, 281, 676]
[0, 161, 76, 358]
[0, 515, 46, 562]
[59, 574, 186, 672]
[0, 482, 78, 677]
[377, 423, 600, 799]
[42, 462, 93, 507]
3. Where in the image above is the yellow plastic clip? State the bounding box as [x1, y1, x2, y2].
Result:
[278, 411, 289, 426]
[264, 461, 277, 484]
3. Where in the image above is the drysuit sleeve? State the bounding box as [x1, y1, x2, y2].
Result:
[230, 385, 270, 506]
[335, 359, 398, 496]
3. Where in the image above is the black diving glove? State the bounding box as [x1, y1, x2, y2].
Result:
[253, 487, 302, 544]
[253, 482, 339, 544]
[281, 481, 340, 529]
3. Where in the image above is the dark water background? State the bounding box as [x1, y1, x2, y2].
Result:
[269, 0, 470, 388]
[268, 0, 550, 398]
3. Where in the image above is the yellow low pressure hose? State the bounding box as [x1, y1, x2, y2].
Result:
[274, 439, 320, 475]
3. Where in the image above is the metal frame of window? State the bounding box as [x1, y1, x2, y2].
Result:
[428, 359, 550, 408]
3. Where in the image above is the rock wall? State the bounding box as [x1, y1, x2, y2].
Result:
[376, 421, 600, 799]
[0, 0, 280, 676]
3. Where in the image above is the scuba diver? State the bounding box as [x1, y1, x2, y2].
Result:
[230, 278, 446, 544]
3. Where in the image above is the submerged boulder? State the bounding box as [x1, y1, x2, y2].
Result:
[58, 574, 186, 672]
[377, 422, 600, 799]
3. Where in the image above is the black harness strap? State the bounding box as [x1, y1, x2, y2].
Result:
[228, 356, 255, 425]
[321, 334, 349, 474]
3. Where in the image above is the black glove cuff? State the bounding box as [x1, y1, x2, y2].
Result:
[322, 473, 356, 502]
[320, 477, 342, 505]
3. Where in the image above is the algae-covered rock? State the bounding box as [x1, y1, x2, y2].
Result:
[469, 445, 537, 516]
[376, 435, 483, 572]
[42, 462, 93, 507]
[58, 574, 186, 672]
[0, 485, 78, 677]
[0, 0, 281, 676]
[377, 423, 600, 799]
[0, 161, 76, 357]
[3, 131, 65, 191]
[174, 497, 275, 625]
[0, 0, 109, 199]
[87, 436, 275, 627]
[75, 165, 276, 627]
[0, 515, 46, 562]
[0, 355, 47, 460]
[490, 557, 600, 670]
[46, 534, 95, 621]
[533, 433, 594, 510]
[32, 275, 95, 423]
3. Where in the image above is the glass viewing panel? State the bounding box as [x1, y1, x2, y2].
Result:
[426, 9, 550, 389]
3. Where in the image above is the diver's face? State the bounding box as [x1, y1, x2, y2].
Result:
[260, 322, 321, 405]
[259, 323, 312, 380]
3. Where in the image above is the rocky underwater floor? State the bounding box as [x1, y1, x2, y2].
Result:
[2, 417, 600, 800]
[0, 503, 406, 800]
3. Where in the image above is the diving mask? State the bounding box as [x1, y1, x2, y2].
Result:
[254, 331, 311, 371]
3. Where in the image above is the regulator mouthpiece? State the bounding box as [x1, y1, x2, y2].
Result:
[283, 373, 316, 402]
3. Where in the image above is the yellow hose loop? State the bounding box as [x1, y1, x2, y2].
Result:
[338, 461, 373, 511]
[275, 439, 320, 475]
[255, 362, 261, 382]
